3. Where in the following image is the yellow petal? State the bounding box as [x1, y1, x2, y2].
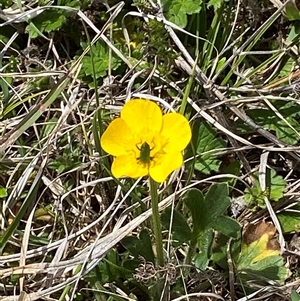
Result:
[121, 99, 163, 139]
[101, 118, 135, 156]
[112, 153, 148, 179]
[149, 152, 183, 182]
[160, 113, 191, 152]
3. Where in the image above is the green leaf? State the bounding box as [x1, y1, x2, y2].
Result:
[288, 21, 300, 42]
[41, 117, 59, 138]
[162, 0, 202, 28]
[0, 185, 7, 198]
[207, 0, 223, 9]
[121, 229, 155, 263]
[0, 0, 13, 8]
[278, 203, 300, 233]
[238, 256, 289, 285]
[139, 229, 155, 262]
[123, 259, 140, 272]
[105, 249, 122, 279]
[48, 146, 81, 174]
[285, 1, 300, 21]
[58, 0, 80, 7]
[80, 41, 122, 80]
[184, 183, 232, 235]
[212, 233, 241, 269]
[26, 10, 67, 38]
[188, 121, 226, 174]
[121, 236, 140, 258]
[291, 290, 300, 301]
[237, 101, 300, 145]
[268, 170, 286, 201]
[193, 229, 214, 270]
[204, 183, 231, 219]
[184, 184, 238, 270]
[161, 207, 192, 246]
[86, 249, 132, 286]
[276, 116, 300, 145]
[220, 160, 241, 189]
[237, 222, 289, 285]
[215, 57, 227, 73]
[278, 57, 295, 79]
[184, 188, 206, 234]
[238, 236, 279, 269]
[244, 168, 286, 208]
[213, 216, 240, 239]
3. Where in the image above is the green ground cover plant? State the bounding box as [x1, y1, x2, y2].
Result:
[1, 0, 300, 300]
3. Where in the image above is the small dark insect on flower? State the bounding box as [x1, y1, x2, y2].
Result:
[138, 142, 151, 164]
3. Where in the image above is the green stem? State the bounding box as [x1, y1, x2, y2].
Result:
[149, 178, 164, 267]
[179, 55, 198, 116]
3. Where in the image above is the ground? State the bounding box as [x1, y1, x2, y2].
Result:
[0, 0, 300, 300]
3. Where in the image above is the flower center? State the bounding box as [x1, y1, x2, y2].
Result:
[138, 142, 151, 164]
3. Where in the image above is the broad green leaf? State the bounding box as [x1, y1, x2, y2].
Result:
[238, 256, 289, 285]
[278, 211, 300, 233]
[204, 183, 231, 220]
[236, 100, 300, 145]
[149, 280, 166, 301]
[276, 117, 300, 145]
[104, 248, 122, 280]
[238, 234, 280, 268]
[288, 21, 300, 42]
[139, 229, 155, 262]
[207, 0, 223, 9]
[220, 160, 241, 189]
[237, 222, 289, 285]
[121, 229, 154, 262]
[193, 229, 214, 270]
[244, 168, 286, 208]
[213, 216, 240, 239]
[184, 188, 206, 234]
[161, 207, 192, 246]
[26, 10, 67, 38]
[212, 232, 241, 270]
[278, 203, 300, 233]
[86, 249, 132, 286]
[195, 157, 222, 174]
[0, 185, 7, 198]
[184, 184, 231, 235]
[183, 184, 239, 270]
[162, 0, 202, 28]
[278, 57, 294, 79]
[188, 121, 226, 174]
[123, 259, 140, 272]
[291, 290, 300, 301]
[0, 0, 13, 8]
[268, 170, 286, 200]
[285, 1, 300, 21]
[80, 41, 122, 80]
[120, 236, 140, 258]
[215, 57, 227, 73]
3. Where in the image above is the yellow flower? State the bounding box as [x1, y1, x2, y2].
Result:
[100, 99, 191, 183]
